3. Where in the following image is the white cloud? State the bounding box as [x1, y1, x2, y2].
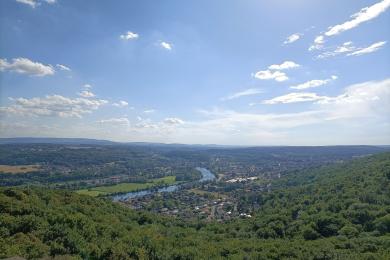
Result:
[189, 79, 390, 144]
[254, 70, 288, 82]
[15, 0, 37, 7]
[163, 117, 184, 125]
[195, 108, 324, 132]
[143, 109, 156, 114]
[290, 75, 338, 90]
[120, 31, 139, 40]
[127, 117, 184, 131]
[264, 78, 390, 108]
[15, 0, 56, 8]
[0, 95, 108, 118]
[335, 41, 354, 52]
[0, 57, 54, 76]
[309, 36, 325, 51]
[221, 88, 263, 101]
[310, 0, 390, 50]
[347, 41, 386, 56]
[263, 92, 328, 104]
[254, 61, 299, 82]
[325, 0, 390, 37]
[317, 41, 356, 58]
[133, 118, 158, 129]
[268, 61, 300, 70]
[78, 90, 95, 98]
[83, 84, 92, 89]
[284, 33, 301, 44]
[98, 117, 130, 126]
[314, 36, 325, 44]
[318, 41, 386, 58]
[160, 41, 172, 50]
[3, 80, 388, 145]
[113, 101, 129, 107]
[56, 64, 71, 71]
[316, 78, 390, 119]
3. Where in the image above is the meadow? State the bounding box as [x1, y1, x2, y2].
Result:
[76, 175, 177, 196]
[0, 164, 41, 174]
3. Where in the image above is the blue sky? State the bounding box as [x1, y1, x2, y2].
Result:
[0, 0, 389, 145]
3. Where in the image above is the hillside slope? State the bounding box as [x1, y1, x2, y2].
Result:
[1, 153, 389, 259]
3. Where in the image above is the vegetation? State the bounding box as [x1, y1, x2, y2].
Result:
[0, 144, 386, 190]
[76, 176, 177, 197]
[1, 153, 389, 259]
[0, 144, 202, 188]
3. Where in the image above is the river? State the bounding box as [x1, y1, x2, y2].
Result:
[112, 167, 215, 202]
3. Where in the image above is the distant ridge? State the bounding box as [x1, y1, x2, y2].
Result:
[0, 137, 389, 150]
[0, 137, 117, 145]
[0, 137, 239, 148]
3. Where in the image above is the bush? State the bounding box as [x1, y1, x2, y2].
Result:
[338, 225, 359, 238]
[303, 226, 320, 240]
[373, 214, 390, 234]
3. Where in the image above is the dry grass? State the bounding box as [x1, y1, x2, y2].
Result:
[0, 164, 41, 174]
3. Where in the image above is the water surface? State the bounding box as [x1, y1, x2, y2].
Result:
[112, 167, 215, 202]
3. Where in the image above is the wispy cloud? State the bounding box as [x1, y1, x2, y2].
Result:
[143, 109, 156, 114]
[56, 64, 71, 71]
[15, 0, 56, 8]
[195, 79, 389, 144]
[283, 33, 301, 44]
[120, 31, 139, 40]
[317, 41, 356, 58]
[160, 41, 172, 50]
[264, 78, 390, 107]
[78, 90, 95, 98]
[347, 41, 386, 56]
[4, 80, 388, 145]
[16, 0, 37, 7]
[221, 88, 263, 101]
[263, 92, 327, 104]
[113, 101, 129, 107]
[310, 0, 390, 50]
[98, 117, 130, 126]
[318, 41, 386, 58]
[316, 78, 390, 120]
[163, 117, 184, 125]
[0, 57, 54, 76]
[290, 75, 337, 90]
[325, 0, 390, 37]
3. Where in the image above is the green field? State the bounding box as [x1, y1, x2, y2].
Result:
[76, 176, 177, 197]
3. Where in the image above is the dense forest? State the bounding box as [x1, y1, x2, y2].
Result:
[1, 153, 389, 259]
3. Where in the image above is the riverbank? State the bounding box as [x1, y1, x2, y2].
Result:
[76, 176, 178, 197]
[112, 167, 216, 202]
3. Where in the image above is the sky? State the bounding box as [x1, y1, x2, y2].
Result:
[0, 0, 389, 145]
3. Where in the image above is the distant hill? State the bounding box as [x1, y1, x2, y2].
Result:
[0, 137, 238, 148]
[1, 137, 389, 151]
[0, 137, 117, 145]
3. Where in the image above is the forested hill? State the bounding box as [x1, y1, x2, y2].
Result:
[1, 153, 389, 259]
